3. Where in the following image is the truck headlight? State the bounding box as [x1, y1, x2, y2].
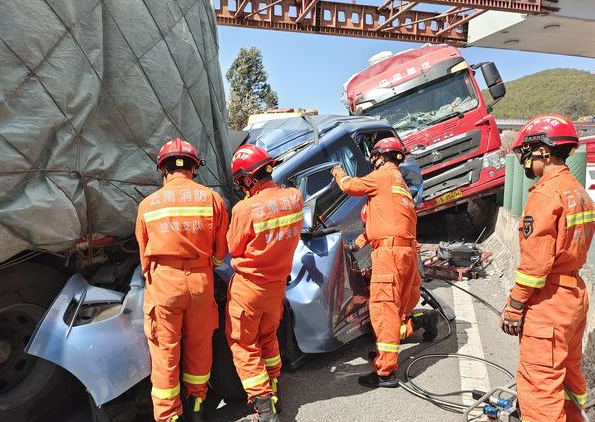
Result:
[482, 149, 506, 170]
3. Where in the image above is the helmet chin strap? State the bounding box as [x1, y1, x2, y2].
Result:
[372, 155, 385, 170]
[521, 150, 550, 179]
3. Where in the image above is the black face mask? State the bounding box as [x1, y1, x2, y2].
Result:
[521, 148, 537, 179]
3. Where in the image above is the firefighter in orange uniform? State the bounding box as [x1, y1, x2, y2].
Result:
[226, 144, 303, 421]
[135, 138, 229, 422]
[503, 115, 593, 422]
[332, 136, 421, 387]
[352, 205, 438, 344]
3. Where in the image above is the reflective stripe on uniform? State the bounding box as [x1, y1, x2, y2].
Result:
[271, 377, 279, 393]
[144, 206, 213, 223]
[151, 383, 181, 400]
[241, 370, 269, 389]
[566, 210, 595, 227]
[400, 324, 407, 340]
[212, 256, 223, 267]
[253, 211, 303, 233]
[391, 185, 412, 199]
[182, 372, 210, 385]
[515, 271, 546, 288]
[376, 342, 399, 353]
[263, 355, 281, 367]
[339, 176, 350, 189]
[565, 390, 587, 406]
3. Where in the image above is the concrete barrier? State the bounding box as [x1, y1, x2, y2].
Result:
[487, 207, 595, 413]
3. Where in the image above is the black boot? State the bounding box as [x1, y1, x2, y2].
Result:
[358, 371, 399, 388]
[183, 396, 205, 422]
[411, 310, 439, 341]
[252, 395, 279, 422]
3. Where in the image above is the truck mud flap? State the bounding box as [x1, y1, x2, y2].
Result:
[25, 268, 149, 406]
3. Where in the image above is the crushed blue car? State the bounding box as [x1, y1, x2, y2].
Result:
[26, 115, 425, 409]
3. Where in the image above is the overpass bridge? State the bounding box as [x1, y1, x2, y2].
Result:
[213, 0, 595, 58]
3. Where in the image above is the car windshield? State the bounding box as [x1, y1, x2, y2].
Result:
[364, 71, 479, 138]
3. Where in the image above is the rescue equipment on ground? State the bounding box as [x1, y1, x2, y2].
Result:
[436, 241, 483, 267]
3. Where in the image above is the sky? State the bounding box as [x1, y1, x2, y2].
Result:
[217, 26, 595, 115]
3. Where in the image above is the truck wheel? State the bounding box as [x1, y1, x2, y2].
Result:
[466, 196, 498, 238]
[0, 263, 74, 421]
[210, 299, 246, 401]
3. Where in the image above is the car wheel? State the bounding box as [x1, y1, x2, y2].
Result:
[277, 303, 308, 372]
[0, 263, 76, 422]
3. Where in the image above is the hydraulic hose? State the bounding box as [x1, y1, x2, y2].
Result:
[438, 278, 500, 316]
[397, 308, 514, 413]
[401, 281, 591, 422]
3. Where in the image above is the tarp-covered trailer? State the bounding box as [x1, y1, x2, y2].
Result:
[0, 1, 232, 420]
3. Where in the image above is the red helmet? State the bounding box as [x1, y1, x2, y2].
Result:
[360, 204, 368, 226]
[512, 114, 579, 152]
[157, 138, 201, 169]
[231, 144, 274, 185]
[370, 136, 406, 160]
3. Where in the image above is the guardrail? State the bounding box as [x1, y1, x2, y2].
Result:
[502, 151, 587, 216]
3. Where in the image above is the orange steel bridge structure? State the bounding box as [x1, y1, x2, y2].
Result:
[214, 0, 559, 45]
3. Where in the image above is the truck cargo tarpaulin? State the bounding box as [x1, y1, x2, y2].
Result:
[0, 0, 233, 262]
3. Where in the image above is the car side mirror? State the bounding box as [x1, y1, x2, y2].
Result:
[301, 202, 315, 233]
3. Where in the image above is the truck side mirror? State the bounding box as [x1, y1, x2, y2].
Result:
[478, 62, 506, 110]
[480, 62, 502, 88]
[488, 82, 506, 102]
[480, 62, 506, 101]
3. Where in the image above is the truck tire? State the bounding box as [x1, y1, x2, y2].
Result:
[209, 299, 245, 401]
[0, 263, 74, 421]
[466, 196, 498, 237]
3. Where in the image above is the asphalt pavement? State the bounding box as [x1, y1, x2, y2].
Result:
[64, 246, 519, 422]
[206, 267, 519, 422]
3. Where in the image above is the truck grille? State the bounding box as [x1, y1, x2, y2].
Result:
[422, 156, 482, 200]
[412, 130, 481, 172]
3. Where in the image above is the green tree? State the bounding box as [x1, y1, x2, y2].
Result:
[226, 47, 278, 130]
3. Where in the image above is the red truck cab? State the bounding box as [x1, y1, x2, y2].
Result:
[344, 45, 507, 215]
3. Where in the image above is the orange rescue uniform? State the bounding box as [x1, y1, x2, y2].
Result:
[333, 162, 418, 375]
[511, 166, 593, 422]
[135, 173, 229, 422]
[354, 233, 421, 341]
[226, 181, 303, 400]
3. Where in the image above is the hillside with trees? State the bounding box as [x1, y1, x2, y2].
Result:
[482, 68, 595, 120]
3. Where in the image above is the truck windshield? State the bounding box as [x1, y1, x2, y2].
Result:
[364, 71, 479, 138]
